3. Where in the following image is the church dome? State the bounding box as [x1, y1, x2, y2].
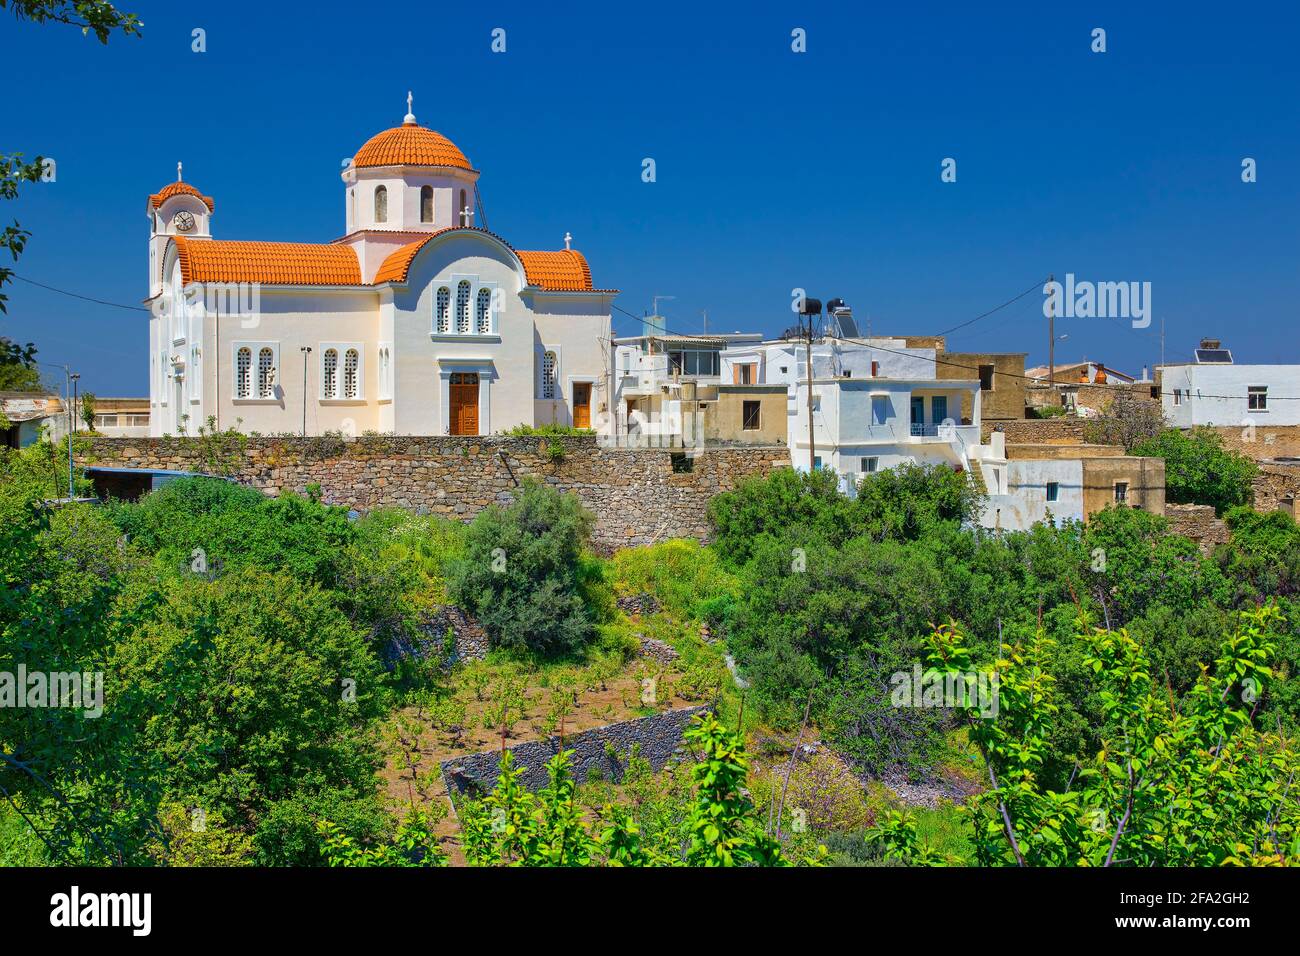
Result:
[352, 122, 472, 171]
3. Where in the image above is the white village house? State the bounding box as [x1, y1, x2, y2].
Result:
[1160, 339, 1300, 428]
[147, 97, 616, 438]
[721, 329, 1163, 530]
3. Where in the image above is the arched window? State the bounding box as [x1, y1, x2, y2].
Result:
[190, 346, 200, 401]
[257, 347, 276, 398]
[455, 280, 471, 333]
[344, 349, 359, 399]
[374, 185, 388, 223]
[235, 347, 252, 398]
[542, 351, 557, 399]
[476, 287, 492, 334]
[420, 185, 433, 223]
[323, 348, 338, 398]
[435, 286, 450, 333]
[459, 189, 468, 226]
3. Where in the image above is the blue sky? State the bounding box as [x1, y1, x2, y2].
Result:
[3, 0, 1298, 394]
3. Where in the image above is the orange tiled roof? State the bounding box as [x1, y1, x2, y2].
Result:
[149, 181, 214, 212]
[353, 123, 472, 170]
[515, 249, 593, 292]
[372, 229, 600, 291]
[173, 237, 361, 286]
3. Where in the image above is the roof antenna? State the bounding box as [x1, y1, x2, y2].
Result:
[564, 231, 572, 251]
[177, 161, 183, 182]
[404, 90, 416, 125]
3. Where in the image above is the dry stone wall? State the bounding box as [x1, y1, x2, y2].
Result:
[79, 436, 790, 552]
[441, 705, 711, 797]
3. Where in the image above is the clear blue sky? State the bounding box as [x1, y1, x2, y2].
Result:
[3, 0, 1298, 395]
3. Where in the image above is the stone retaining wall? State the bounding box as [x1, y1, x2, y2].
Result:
[441, 705, 711, 798]
[78, 436, 790, 552]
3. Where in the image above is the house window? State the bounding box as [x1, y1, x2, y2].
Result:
[455, 280, 471, 333]
[374, 185, 388, 223]
[435, 286, 450, 334]
[94, 414, 119, 427]
[1248, 386, 1268, 411]
[541, 351, 557, 399]
[420, 185, 433, 223]
[1046, 481, 1059, 502]
[343, 349, 360, 399]
[1172, 389, 1183, 406]
[733, 362, 755, 385]
[235, 347, 252, 399]
[870, 360, 880, 377]
[1114, 481, 1129, 504]
[668, 350, 720, 376]
[861, 457, 878, 473]
[812, 456, 823, 471]
[256, 347, 277, 398]
[979, 364, 995, 391]
[742, 400, 761, 430]
[476, 287, 492, 334]
[871, 395, 889, 425]
[323, 348, 338, 398]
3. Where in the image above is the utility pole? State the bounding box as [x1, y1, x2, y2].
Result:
[805, 315, 816, 472]
[799, 297, 822, 472]
[1047, 272, 1055, 387]
[67, 369, 79, 499]
[300, 346, 312, 437]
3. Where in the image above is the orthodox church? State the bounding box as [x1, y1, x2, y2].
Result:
[146, 96, 616, 437]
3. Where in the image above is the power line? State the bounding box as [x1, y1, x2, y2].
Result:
[10, 273, 148, 312]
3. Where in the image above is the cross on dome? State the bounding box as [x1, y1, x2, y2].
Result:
[177, 161, 183, 182]
[564, 231, 572, 250]
[462, 205, 475, 225]
[403, 90, 416, 125]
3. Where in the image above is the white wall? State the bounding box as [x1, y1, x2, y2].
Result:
[1162, 364, 1300, 427]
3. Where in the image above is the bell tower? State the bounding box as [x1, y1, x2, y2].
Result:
[147, 162, 214, 297]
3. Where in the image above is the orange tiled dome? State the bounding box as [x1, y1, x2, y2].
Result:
[353, 122, 472, 170]
[150, 181, 214, 212]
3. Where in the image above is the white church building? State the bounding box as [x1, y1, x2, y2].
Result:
[146, 97, 617, 438]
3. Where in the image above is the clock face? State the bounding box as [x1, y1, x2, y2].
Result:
[172, 211, 195, 232]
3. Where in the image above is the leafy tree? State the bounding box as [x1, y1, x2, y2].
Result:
[108, 566, 387, 837]
[892, 606, 1300, 866]
[1132, 427, 1257, 515]
[78, 391, 95, 431]
[0, 336, 42, 390]
[448, 479, 598, 656]
[1084, 390, 1164, 451]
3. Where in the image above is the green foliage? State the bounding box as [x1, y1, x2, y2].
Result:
[456, 713, 815, 867]
[1132, 427, 1257, 515]
[502, 423, 595, 437]
[318, 809, 447, 867]
[609, 539, 740, 622]
[910, 606, 1300, 866]
[107, 477, 355, 589]
[449, 479, 598, 656]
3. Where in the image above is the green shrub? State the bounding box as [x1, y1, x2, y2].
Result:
[1131, 427, 1257, 515]
[448, 479, 596, 656]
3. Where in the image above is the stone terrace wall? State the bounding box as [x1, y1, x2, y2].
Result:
[1212, 424, 1300, 462]
[441, 705, 711, 797]
[982, 418, 1089, 444]
[1253, 463, 1300, 513]
[1165, 504, 1228, 555]
[78, 436, 789, 552]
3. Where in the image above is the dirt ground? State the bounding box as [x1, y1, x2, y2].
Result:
[378, 662, 700, 865]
